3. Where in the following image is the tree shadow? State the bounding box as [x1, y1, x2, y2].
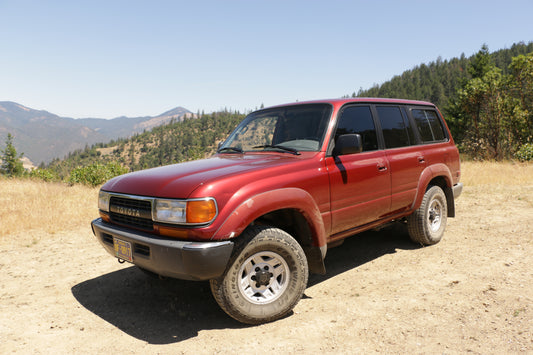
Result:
[72, 225, 420, 344]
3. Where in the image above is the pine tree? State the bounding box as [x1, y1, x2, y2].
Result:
[1, 133, 24, 177]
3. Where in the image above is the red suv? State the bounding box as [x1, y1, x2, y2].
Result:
[92, 98, 462, 324]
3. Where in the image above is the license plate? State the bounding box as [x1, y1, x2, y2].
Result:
[113, 238, 133, 262]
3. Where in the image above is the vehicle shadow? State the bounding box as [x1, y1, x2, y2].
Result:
[71, 225, 419, 344]
[309, 225, 419, 287]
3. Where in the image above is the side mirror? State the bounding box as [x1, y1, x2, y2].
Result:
[333, 134, 362, 156]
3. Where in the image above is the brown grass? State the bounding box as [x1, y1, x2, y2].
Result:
[461, 161, 533, 186]
[0, 177, 99, 241]
[0, 161, 531, 242]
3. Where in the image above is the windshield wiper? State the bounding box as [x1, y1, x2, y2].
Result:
[253, 145, 301, 155]
[217, 146, 244, 154]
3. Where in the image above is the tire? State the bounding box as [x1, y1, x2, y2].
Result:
[407, 185, 448, 245]
[210, 225, 308, 324]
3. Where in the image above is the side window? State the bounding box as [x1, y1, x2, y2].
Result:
[376, 106, 413, 148]
[335, 106, 378, 152]
[411, 109, 447, 142]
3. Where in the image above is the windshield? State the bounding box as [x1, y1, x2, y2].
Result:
[219, 104, 332, 153]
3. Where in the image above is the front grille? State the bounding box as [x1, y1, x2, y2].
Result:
[109, 196, 153, 230]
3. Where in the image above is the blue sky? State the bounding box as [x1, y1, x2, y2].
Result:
[1, 0, 532, 118]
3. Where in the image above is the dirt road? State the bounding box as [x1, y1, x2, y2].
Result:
[1, 184, 532, 354]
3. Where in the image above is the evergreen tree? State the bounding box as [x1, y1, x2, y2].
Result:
[1, 133, 24, 177]
[468, 44, 492, 79]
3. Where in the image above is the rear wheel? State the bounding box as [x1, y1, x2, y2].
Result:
[407, 185, 447, 245]
[210, 225, 308, 324]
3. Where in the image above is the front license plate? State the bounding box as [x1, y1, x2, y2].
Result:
[114, 238, 133, 262]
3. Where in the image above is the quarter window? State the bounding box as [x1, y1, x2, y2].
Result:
[412, 109, 447, 142]
[335, 106, 378, 152]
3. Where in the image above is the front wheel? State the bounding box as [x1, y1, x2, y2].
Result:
[210, 226, 308, 324]
[407, 185, 448, 245]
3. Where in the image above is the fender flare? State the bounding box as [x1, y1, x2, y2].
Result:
[212, 187, 328, 250]
[411, 163, 454, 211]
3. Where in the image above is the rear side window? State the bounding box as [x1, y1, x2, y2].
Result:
[411, 109, 447, 142]
[335, 106, 378, 152]
[376, 106, 413, 148]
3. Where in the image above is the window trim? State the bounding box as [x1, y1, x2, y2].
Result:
[327, 103, 450, 157]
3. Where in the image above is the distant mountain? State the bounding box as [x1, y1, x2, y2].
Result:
[0, 102, 193, 165]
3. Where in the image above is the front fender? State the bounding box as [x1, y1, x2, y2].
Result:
[212, 188, 327, 249]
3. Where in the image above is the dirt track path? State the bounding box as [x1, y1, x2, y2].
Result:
[1, 185, 532, 354]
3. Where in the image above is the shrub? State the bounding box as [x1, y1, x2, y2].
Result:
[29, 168, 59, 182]
[68, 162, 129, 187]
[515, 143, 533, 162]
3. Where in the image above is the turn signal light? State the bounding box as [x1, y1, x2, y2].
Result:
[187, 199, 217, 224]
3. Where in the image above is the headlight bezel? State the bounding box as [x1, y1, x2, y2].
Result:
[154, 197, 218, 225]
[98, 190, 218, 226]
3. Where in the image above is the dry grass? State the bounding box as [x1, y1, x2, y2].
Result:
[0, 177, 99, 241]
[0, 161, 531, 243]
[1, 163, 532, 353]
[461, 161, 533, 186]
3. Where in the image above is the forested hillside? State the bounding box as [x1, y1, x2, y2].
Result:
[353, 42, 533, 109]
[17, 41, 533, 184]
[46, 110, 245, 178]
[354, 42, 533, 160]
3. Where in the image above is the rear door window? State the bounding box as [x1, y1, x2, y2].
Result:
[411, 109, 447, 143]
[376, 106, 413, 148]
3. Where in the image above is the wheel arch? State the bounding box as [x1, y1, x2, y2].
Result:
[412, 164, 455, 218]
[213, 188, 328, 274]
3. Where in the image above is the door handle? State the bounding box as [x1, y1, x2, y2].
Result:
[377, 163, 388, 172]
[418, 156, 425, 163]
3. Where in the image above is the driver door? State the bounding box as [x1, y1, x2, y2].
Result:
[327, 105, 391, 235]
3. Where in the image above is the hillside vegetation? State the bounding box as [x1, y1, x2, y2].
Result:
[46, 110, 245, 179]
[1, 42, 532, 184]
[356, 42, 533, 160]
[354, 42, 533, 110]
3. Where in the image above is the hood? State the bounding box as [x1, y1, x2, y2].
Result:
[101, 154, 300, 198]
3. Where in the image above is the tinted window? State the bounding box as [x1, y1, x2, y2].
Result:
[376, 106, 411, 148]
[412, 109, 447, 142]
[335, 106, 378, 152]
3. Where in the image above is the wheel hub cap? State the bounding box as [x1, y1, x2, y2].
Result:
[238, 251, 289, 304]
[252, 267, 273, 287]
[428, 200, 442, 232]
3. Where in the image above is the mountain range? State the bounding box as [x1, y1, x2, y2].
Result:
[0, 101, 192, 166]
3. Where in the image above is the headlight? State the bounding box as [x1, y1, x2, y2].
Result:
[154, 198, 217, 225]
[98, 190, 111, 212]
[154, 199, 187, 223]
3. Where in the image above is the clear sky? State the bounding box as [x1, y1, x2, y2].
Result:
[1, 0, 532, 119]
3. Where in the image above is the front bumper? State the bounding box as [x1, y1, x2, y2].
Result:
[91, 218, 234, 281]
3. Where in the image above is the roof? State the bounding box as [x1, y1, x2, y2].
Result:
[265, 97, 435, 111]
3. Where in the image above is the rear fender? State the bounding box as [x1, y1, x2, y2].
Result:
[411, 164, 453, 211]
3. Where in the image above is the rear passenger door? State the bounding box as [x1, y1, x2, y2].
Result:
[375, 105, 426, 213]
[327, 105, 391, 234]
